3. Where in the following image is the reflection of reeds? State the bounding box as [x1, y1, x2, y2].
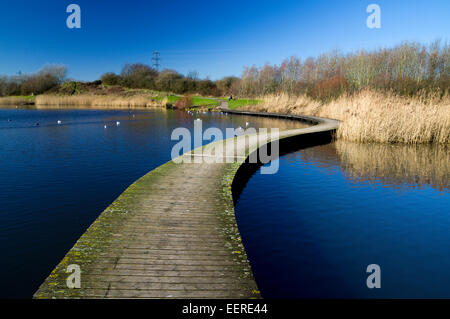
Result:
[35, 94, 164, 108]
[335, 140, 450, 191]
[243, 90, 450, 144]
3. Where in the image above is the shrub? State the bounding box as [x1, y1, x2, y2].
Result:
[120, 63, 158, 89]
[174, 94, 192, 109]
[100, 73, 121, 85]
[58, 81, 79, 95]
[20, 64, 67, 95]
[309, 75, 349, 101]
[155, 70, 183, 92]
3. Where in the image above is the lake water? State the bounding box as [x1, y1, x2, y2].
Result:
[235, 141, 449, 298]
[0, 107, 448, 298]
[0, 106, 300, 298]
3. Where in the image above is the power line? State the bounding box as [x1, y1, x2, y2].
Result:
[152, 50, 161, 70]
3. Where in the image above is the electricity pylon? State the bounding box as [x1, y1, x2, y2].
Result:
[152, 50, 161, 70]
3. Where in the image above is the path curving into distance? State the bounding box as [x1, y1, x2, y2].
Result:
[34, 102, 339, 299]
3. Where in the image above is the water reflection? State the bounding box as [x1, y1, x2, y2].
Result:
[235, 140, 450, 298]
[336, 141, 449, 191]
[293, 141, 449, 192]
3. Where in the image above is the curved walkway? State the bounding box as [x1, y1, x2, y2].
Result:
[34, 103, 339, 299]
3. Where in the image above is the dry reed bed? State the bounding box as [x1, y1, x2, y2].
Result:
[243, 90, 450, 144]
[0, 96, 33, 105]
[35, 94, 164, 108]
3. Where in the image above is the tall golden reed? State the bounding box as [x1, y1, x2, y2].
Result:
[243, 90, 450, 144]
[0, 96, 33, 105]
[35, 94, 164, 108]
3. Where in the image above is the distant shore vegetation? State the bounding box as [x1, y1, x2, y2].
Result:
[2, 41, 447, 100]
[0, 40, 448, 144]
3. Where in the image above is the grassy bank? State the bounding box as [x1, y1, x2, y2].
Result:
[0, 95, 35, 105]
[220, 98, 263, 109]
[190, 96, 219, 107]
[161, 95, 220, 108]
[241, 90, 449, 144]
[33, 86, 221, 109]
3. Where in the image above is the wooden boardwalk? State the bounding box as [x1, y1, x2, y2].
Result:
[34, 104, 339, 299]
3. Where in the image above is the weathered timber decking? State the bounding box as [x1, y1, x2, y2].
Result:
[34, 103, 339, 299]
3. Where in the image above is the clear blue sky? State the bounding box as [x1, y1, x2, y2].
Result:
[0, 0, 448, 81]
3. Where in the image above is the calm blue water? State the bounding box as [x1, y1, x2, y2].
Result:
[0, 107, 298, 298]
[1, 107, 448, 299]
[235, 143, 449, 298]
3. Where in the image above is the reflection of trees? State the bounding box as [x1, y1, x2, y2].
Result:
[288, 141, 449, 192]
[335, 141, 449, 191]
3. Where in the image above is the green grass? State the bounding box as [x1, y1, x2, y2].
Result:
[10, 95, 35, 100]
[166, 95, 181, 103]
[191, 97, 219, 107]
[221, 98, 263, 109]
[151, 94, 177, 102]
[150, 93, 260, 109]
[156, 95, 220, 108]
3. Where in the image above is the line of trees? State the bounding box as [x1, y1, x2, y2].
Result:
[100, 41, 449, 100]
[236, 41, 449, 100]
[1, 41, 447, 100]
[100, 63, 221, 96]
[99, 63, 248, 97]
[0, 64, 67, 96]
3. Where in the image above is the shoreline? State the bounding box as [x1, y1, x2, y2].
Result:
[2, 89, 449, 144]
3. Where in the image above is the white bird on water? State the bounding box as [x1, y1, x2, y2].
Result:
[57, 120, 62, 124]
[104, 125, 107, 129]
[235, 126, 244, 136]
[116, 121, 120, 126]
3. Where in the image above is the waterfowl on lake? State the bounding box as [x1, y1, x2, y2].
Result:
[235, 126, 244, 136]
